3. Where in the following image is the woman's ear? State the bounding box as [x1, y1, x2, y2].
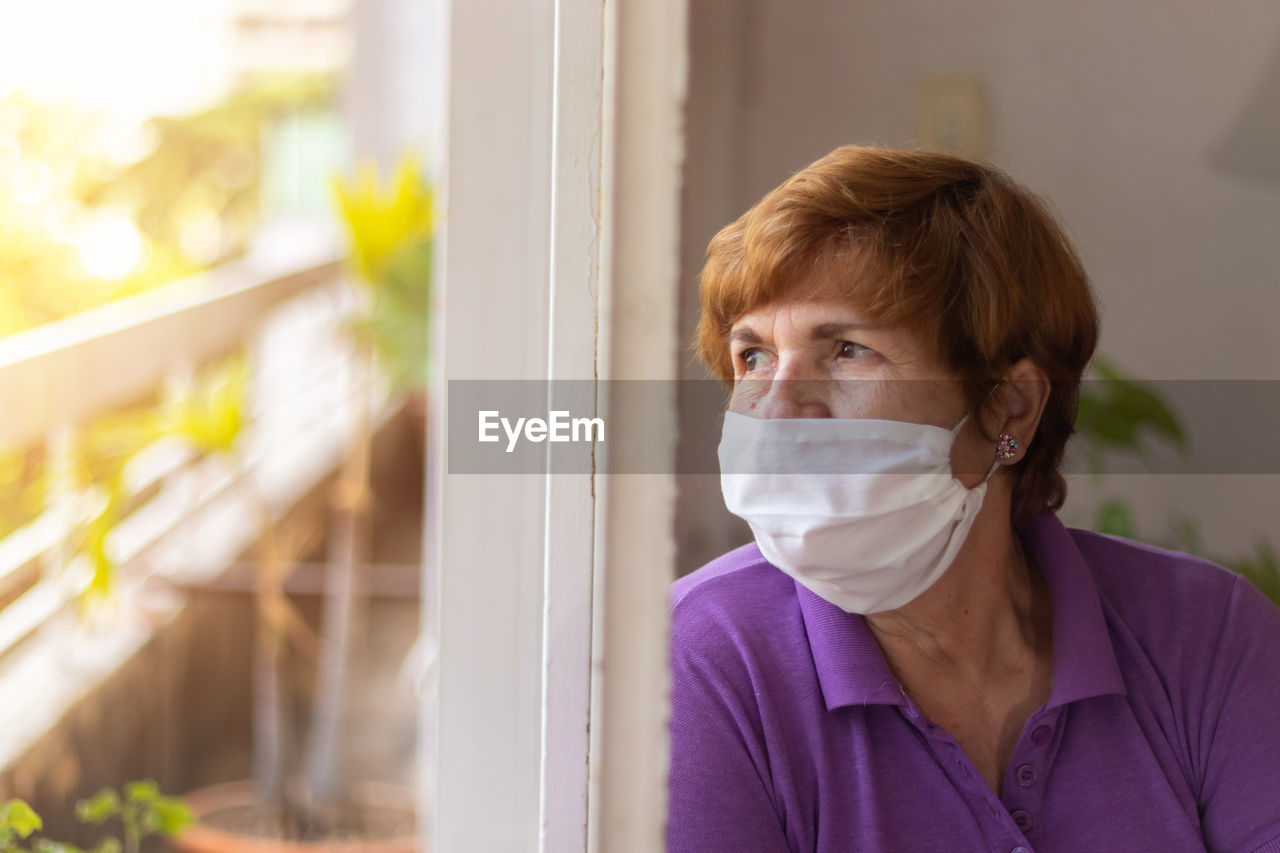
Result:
[997, 358, 1051, 454]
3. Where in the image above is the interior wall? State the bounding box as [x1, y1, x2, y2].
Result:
[678, 0, 1280, 574]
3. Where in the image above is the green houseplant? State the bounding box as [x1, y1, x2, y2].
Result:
[0, 780, 192, 853]
[1073, 357, 1280, 608]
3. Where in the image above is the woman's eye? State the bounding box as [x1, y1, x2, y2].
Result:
[838, 341, 873, 360]
[739, 348, 767, 373]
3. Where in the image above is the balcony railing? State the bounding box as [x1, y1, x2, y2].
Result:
[0, 228, 391, 769]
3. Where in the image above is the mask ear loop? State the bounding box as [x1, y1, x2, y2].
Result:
[950, 380, 1004, 433]
[983, 378, 1016, 481]
[951, 381, 1007, 482]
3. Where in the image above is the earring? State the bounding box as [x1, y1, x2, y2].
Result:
[996, 433, 1020, 460]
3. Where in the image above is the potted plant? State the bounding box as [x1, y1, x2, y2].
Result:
[172, 155, 431, 851]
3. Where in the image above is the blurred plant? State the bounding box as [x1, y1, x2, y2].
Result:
[81, 75, 337, 277]
[0, 75, 336, 338]
[332, 154, 433, 394]
[288, 155, 432, 814]
[65, 357, 250, 615]
[331, 155, 433, 287]
[74, 780, 193, 853]
[0, 780, 192, 853]
[1074, 357, 1280, 608]
[1072, 355, 1188, 538]
[1090, 497, 1136, 540]
[358, 240, 432, 393]
[0, 73, 337, 554]
[0, 799, 42, 853]
[1074, 356, 1188, 478]
[31, 354, 319, 825]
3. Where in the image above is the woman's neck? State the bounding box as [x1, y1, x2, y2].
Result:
[863, 495, 1048, 688]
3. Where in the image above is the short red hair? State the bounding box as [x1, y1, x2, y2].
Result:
[696, 146, 1099, 527]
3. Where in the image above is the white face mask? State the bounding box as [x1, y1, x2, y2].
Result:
[718, 410, 998, 614]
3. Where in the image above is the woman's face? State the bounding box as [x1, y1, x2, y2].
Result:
[726, 276, 997, 485]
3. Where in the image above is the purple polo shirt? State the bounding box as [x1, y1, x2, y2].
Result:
[668, 512, 1280, 852]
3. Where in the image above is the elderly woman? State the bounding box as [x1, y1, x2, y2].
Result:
[668, 146, 1280, 852]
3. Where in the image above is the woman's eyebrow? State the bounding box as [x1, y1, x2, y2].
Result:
[811, 322, 874, 340]
[729, 327, 763, 345]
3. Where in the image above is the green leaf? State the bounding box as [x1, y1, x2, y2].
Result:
[3, 800, 41, 838]
[75, 789, 121, 824]
[73, 476, 126, 612]
[89, 838, 121, 853]
[122, 780, 159, 804]
[1104, 382, 1186, 452]
[1077, 403, 1141, 453]
[1094, 499, 1136, 539]
[365, 239, 432, 392]
[75, 408, 166, 483]
[33, 839, 86, 853]
[1076, 357, 1188, 468]
[162, 358, 249, 456]
[148, 798, 196, 836]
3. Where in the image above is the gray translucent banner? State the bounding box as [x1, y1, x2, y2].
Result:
[447, 380, 1280, 475]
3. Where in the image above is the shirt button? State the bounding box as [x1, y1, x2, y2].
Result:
[1031, 725, 1052, 745]
[1010, 809, 1033, 832]
[1016, 763, 1038, 787]
[1011, 848, 1030, 853]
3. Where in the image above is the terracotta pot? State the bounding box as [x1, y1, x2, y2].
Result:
[172, 780, 419, 853]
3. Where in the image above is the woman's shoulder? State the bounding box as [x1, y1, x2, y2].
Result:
[1063, 526, 1280, 851]
[671, 542, 790, 612]
[1065, 526, 1245, 614]
[1063, 525, 1277, 674]
[669, 543, 805, 655]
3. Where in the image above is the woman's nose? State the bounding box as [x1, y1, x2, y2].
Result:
[754, 377, 832, 419]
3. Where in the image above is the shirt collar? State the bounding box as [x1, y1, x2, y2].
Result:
[797, 511, 1127, 712]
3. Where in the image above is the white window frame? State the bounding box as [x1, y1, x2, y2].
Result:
[425, 0, 688, 851]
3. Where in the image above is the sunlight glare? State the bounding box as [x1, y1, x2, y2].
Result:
[13, 160, 52, 206]
[75, 213, 146, 280]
